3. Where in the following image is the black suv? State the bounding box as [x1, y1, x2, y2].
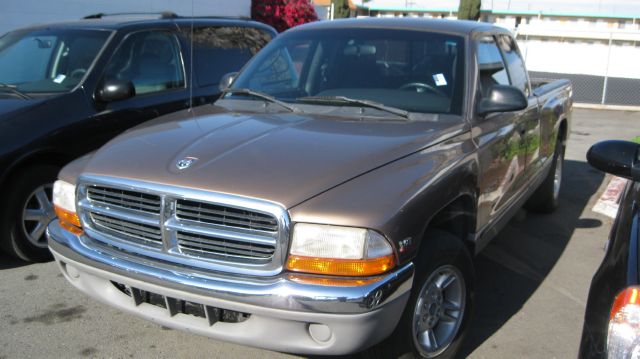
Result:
[0, 13, 276, 262]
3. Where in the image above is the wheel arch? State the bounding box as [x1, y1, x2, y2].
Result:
[412, 179, 479, 263]
[558, 116, 569, 146]
[0, 149, 74, 191]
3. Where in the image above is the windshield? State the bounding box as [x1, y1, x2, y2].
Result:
[231, 28, 465, 115]
[0, 29, 111, 94]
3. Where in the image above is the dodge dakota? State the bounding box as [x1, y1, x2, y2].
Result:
[47, 18, 572, 358]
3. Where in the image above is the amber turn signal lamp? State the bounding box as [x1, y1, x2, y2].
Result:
[55, 205, 83, 235]
[286, 254, 396, 277]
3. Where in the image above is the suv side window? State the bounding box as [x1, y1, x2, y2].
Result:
[497, 34, 530, 96]
[103, 30, 184, 95]
[187, 26, 272, 87]
[476, 36, 509, 97]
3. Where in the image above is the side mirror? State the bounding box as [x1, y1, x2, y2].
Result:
[96, 80, 135, 102]
[477, 85, 527, 116]
[587, 140, 640, 181]
[219, 72, 238, 92]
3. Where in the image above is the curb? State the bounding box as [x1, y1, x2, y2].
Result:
[574, 103, 640, 112]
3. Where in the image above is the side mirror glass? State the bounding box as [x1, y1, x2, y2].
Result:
[477, 85, 528, 116]
[587, 140, 640, 181]
[96, 80, 135, 102]
[219, 72, 238, 92]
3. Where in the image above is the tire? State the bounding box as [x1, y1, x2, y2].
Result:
[525, 137, 565, 214]
[366, 230, 474, 359]
[0, 165, 59, 262]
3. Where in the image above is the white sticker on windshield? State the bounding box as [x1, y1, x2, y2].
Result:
[53, 74, 66, 84]
[433, 73, 447, 86]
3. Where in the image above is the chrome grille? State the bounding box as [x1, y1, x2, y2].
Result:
[177, 231, 275, 260]
[87, 186, 161, 214]
[176, 199, 278, 232]
[77, 178, 287, 274]
[90, 212, 162, 245]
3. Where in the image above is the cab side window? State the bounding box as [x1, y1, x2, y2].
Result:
[497, 34, 530, 96]
[103, 30, 185, 96]
[476, 36, 509, 97]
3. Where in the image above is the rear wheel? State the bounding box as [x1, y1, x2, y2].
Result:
[0, 165, 59, 262]
[367, 230, 474, 358]
[525, 136, 565, 213]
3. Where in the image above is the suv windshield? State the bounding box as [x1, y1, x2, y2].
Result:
[231, 28, 465, 115]
[0, 29, 111, 94]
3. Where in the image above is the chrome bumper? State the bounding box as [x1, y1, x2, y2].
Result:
[48, 220, 412, 314]
[48, 220, 413, 354]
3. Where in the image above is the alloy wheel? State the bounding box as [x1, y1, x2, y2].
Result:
[412, 265, 466, 358]
[21, 184, 55, 248]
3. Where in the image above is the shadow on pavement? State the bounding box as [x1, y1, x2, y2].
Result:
[458, 159, 605, 357]
[0, 252, 29, 270]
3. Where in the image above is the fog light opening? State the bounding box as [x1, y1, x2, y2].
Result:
[308, 323, 333, 344]
[65, 264, 80, 279]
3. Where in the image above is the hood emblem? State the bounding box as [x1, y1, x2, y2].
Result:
[176, 156, 198, 170]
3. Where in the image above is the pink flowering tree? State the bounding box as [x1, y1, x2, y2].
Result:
[251, 0, 318, 33]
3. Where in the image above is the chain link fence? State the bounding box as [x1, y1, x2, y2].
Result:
[516, 29, 640, 106]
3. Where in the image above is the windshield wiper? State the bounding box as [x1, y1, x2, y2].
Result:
[222, 88, 298, 113]
[0, 82, 32, 100]
[297, 96, 410, 120]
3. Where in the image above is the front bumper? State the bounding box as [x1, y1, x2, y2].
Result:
[47, 220, 413, 355]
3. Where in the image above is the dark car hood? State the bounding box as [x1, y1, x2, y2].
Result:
[82, 106, 468, 208]
[0, 96, 49, 119]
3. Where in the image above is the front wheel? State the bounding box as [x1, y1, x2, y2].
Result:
[367, 230, 474, 358]
[0, 165, 59, 262]
[412, 263, 467, 357]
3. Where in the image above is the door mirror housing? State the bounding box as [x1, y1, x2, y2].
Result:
[477, 85, 528, 116]
[587, 140, 640, 181]
[219, 72, 238, 92]
[96, 80, 135, 102]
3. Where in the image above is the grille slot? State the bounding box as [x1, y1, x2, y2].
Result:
[177, 231, 275, 260]
[87, 186, 161, 214]
[90, 212, 162, 245]
[176, 199, 278, 232]
[111, 282, 250, 325]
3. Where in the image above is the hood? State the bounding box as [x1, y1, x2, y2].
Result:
[0, 96, 49, 119]
[82, 106, 468, 208]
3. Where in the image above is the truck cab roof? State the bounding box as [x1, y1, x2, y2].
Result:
[292, 17, 510, 36]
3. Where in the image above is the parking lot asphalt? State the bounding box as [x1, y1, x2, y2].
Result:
[0, 108, 638, 359]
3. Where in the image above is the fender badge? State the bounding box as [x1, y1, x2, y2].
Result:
[399, 237, 413, 253]
[176, 156, 198, 170]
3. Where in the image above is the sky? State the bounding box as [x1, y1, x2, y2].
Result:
[356, 0, 640, 16]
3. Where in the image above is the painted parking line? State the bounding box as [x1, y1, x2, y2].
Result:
[592, 176, 627, 219]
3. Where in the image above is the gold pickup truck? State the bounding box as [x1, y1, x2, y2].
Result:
[47, 17, 572, 358]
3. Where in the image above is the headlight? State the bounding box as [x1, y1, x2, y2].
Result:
[608, 287, 640, 358]
[285, 223, 396, 276]
[53, 180, 82, 233]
